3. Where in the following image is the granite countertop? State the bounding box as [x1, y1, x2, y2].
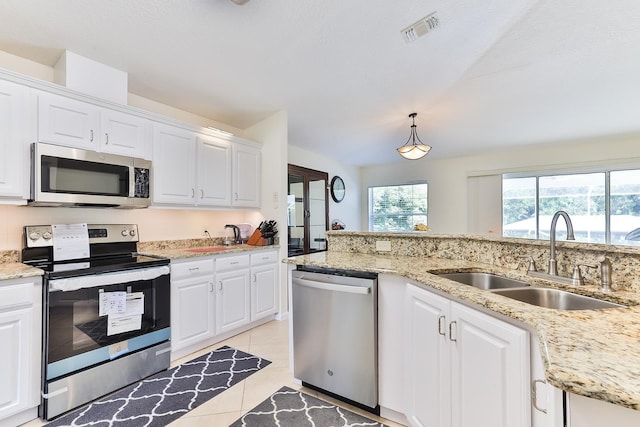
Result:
[284, 251, 640, 411]
[140, 244, 280, 261]
[0, 262, 44, 281]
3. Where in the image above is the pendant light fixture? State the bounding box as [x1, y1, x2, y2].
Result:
[397, 113, 432, 160]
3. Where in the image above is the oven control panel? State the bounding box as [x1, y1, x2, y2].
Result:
[24, 224, 139, 248]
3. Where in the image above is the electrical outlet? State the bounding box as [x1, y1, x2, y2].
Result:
[376, 240, 391, 252]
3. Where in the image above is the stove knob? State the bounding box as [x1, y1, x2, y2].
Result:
[121, 229, 130, 237]
[42, 231, 53, 240]
[28, 231, 41, 241]
[129, 229, 136, 237]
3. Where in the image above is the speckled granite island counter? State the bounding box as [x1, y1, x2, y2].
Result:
[284, 232, 640, 412]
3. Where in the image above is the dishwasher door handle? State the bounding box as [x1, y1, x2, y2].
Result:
[293, 278, 371, 295]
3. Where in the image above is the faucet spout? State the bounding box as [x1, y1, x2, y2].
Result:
[549, 210, 575, 275]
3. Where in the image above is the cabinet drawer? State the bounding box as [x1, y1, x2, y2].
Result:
[216, 254, 250, 272]
[171, 258, 214, 280]
[0, 281, 35, 310]
[250, 250, 278, 266]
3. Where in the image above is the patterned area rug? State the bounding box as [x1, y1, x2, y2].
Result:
[230, 386, 388, 427]
[46, 346, 271, 427]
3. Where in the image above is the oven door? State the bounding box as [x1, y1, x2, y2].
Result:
[44, 265, 170, 381]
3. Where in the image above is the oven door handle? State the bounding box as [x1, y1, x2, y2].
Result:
[48, 266, 170, 292]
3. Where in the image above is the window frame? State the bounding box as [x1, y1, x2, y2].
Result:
[368, 182, 429, 232]
[502, 167, 640, 245]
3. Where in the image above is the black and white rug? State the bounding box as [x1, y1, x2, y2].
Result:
[230, 386, 388, 427]
[46, 346, 271, 427]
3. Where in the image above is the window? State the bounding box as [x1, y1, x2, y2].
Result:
[503, 169, 640, 246]
[369, 183, 428, 232]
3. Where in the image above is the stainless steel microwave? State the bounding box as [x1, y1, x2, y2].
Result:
[30, 142, 151, 208]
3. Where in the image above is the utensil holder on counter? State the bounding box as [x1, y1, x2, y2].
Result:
[247, 229, 273, 246]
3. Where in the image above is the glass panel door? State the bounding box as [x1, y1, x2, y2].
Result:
[287, 165, 328, 256]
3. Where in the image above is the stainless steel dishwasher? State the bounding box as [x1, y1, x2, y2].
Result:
[292, 267, 378, 413]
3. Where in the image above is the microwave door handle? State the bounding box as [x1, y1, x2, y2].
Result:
[129, 165, 136, 197]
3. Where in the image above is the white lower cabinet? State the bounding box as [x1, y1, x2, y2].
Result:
[404, 283, 530, 427]
[170, 258, 215, 352]
[215, 255, 251, 335]
[0, 277, 42, 427]
[567, 393, 640, 427]
[250, 250, 278, 321]
[170, 251, 279, 360]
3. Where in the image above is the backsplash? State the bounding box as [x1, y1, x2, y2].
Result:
[327, 231, 640, 292]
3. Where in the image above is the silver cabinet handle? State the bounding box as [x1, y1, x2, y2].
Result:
[532, 379, 548, 414]
[188, 267, 200, 272]
[191, 188, 195, 198]
[449, 321, 457, 342]
[252, 273, 257, 283]
[90, 129, 94, 142]
[209, 281, 214, 293]
[200, 189, 204, 199]
[234, 192, 238, 200]
[105, 133, 109, 144]
[218, 281, 223, 291]
[438, 315, 446, 336]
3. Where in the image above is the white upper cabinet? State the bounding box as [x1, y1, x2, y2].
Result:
[0, 80, 30, 200]
[232, 142, 261, 208]
[152, 123, 261, 209]
[197, 135, 232, 206]
[36, 91, 152, 158]
[36, 91, 100, 150]
[100, 109, 152, 158]
[152, 123, 197, 205]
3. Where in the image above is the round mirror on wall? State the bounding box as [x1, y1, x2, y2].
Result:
[330, 176, 345, 203]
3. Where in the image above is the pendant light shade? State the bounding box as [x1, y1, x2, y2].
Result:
[397, 113, 431, 160]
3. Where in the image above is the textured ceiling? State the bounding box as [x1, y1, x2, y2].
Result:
[0, 0, 639, 165]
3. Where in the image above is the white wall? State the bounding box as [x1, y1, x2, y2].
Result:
[288, 145, 361, 231]
[361, 133, 640, 234]
[242, 111, 289, 315]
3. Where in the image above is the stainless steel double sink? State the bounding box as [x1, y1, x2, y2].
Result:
[438, 272, 624, 310]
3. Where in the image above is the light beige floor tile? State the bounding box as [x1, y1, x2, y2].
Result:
[241, 367, 296, 410]
[186, 381, 245, 417]
[169, 410, 243, 426]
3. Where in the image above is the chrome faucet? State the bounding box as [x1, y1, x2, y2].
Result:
[548, 210, 575, 275]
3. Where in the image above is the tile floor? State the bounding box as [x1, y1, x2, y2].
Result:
[22, 319, 405, 426]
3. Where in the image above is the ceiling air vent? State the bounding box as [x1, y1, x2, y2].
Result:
[401, 12, 439, 43]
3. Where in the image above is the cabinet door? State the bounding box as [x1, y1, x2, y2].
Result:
[450, 302, 530, 427]
[197, 135, 231, 206]
[171, 276, 215, 352]
[405, 284, 451, 427]
[0, 80, 29, 199]
[216, 269, 251, 334]
[0, 307, 32, 418]
[101, 109, 152, 159]
[152, 124, 197, 205]
[232, 143, 261, 207]
[37, 91, 100, 150]
[251, 263, 277, 321]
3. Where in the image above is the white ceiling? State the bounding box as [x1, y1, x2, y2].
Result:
[0, 0, 639, 166]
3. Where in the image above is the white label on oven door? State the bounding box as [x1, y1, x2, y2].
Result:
[99, 291, 127, 316]
[107, 314, 142, 336]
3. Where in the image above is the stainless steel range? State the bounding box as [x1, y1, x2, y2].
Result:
[21, 224, 171, 420]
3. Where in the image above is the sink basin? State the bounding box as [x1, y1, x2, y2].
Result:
[491, 287, 625, 310]
[438, 272, 530, 290]
[186, 246, 229, 253]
